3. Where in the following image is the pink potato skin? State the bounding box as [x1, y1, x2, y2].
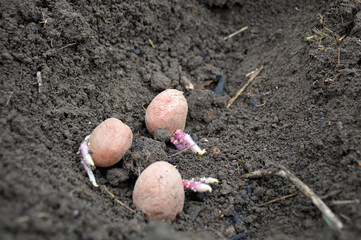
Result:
[88, 118, 133, 167]
[132, 161, 185, 221]
[145, 89, 188, 135]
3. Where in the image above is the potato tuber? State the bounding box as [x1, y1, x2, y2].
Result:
[145, 89, 188, 135]
[78, 118, 133, 187]
[88, 118, 133, 167]
[132, 161, 184, 221]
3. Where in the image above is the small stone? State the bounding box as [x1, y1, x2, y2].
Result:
[337, 121, 344, 131]
[224, 226, 236, 238]
[213, 209, 222, 218]
[73, 210, 79, 218]
[63, 129, 72, 138]
[250, 96, 261, 107]
[228, 195, 234, 204]
[220, 183, 232, 195]
[234, 222, 246, 233]
[223, 205, 234, 217]
[232, 214, 243, 224]
[235, 204, 242, 212]
[134, 48, 141, 55]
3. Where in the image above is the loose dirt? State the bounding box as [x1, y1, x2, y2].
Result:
[1, 0, 360, 239]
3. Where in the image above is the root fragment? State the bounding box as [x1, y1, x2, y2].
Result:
[227, 65, 264, 108]
[257, 193, 297, 207]
[245, 166, 344, 231]
[224, 26, 248, 40]
[102, 185, 136, 214]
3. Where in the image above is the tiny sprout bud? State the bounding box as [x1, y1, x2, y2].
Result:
[180, 75, 194, 91]
[183, 177, 219, 193]
[198, 177, 219, 184]
[171, 130, 206, 155]
[183, 180, 212, 192]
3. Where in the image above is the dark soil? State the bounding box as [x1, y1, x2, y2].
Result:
[1, 0, 361, 239]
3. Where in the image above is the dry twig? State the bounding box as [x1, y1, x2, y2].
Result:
[58, 43, 76, 51]
[245, 166, 344, 231]
[258, 193, 297, 207]
[330, 199, 360, 205]
[102, 185, 136, 214]
[40, 12, 48, 28]
[224, 26, 249, 40]
[36, 71, 45, 94]
[6, 91, 14, 105]
[227, 65, 264, 108]
[149, 39, 156, 48]
[335, 48, 341, 71]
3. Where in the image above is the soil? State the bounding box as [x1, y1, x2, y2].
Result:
[1, 0, 360, 239]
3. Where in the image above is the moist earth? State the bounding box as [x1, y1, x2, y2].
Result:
[1, 0, 361, 239]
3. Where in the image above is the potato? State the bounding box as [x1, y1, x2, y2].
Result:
[132, 161, 184, 221]
[88, 118, 133, 167]
[145, 89, 188, 135]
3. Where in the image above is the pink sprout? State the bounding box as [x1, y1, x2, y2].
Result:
[77, 136, 99, 187]
[183, 177, 219, 193]
[170, 130, 206, 155]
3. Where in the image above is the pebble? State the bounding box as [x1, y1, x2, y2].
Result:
[250, 96, 261, 106]
[223, 205, 234, 217]
[220, 183, 232, 195]
[228, 195, 235, 204]
[232, 214, 243, 224]
[224, 226, 236, 237]
[337, 121, 344, 131]
[73, 210, 79, 218]
[235, 205, 242, 213]
[234, 222, 246, 233]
